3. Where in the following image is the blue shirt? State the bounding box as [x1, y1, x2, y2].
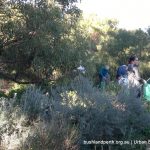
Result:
[99, 67, 109, 77]
[117, 65, 128, 77]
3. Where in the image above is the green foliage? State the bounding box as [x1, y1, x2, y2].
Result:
[105, 81, 122, 95]
[1, 0, 150, 85]
[0, 0, 88, 84]
[1, 1, 150, 149]
[7, 84, 26, 100]
[0, 91, 7, 98]
[77, 14, 150, 81]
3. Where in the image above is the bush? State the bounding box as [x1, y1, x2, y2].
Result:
[21, 116, 79, 150]
[50, 75, 150, 150]
[20, 86, 50, 120]
[1, 76, 150, 150]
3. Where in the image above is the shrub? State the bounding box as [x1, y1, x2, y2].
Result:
[20, 86, 50, 120]
[1, 76, 150, 150]
[50, 75, 150, 150]
[21, 116, 79, 150]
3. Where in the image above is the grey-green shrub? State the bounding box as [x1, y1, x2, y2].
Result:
[20, 86, 50, 120]
[1, 75, 150, 150]
[50, 75, 150, 150]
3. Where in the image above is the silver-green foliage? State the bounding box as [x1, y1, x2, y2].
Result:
[50, 75, 150, 149]
[20, 86, 50, 120]
[1, 76, 150, 150]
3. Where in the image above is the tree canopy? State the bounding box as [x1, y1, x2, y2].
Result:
[0, 0, 88, 84]
[1, 1, 150, 84]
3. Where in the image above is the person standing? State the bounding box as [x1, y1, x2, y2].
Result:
[128, 55, 145, 97]
[128, 55, 142, 86]
[99, 65, 110, 89]
[116, 65, 128, 86]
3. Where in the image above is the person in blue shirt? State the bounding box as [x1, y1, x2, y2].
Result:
[116, 65, 128, 86]
[116, 65, 128, 80]
[99, 65, 110, 87]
